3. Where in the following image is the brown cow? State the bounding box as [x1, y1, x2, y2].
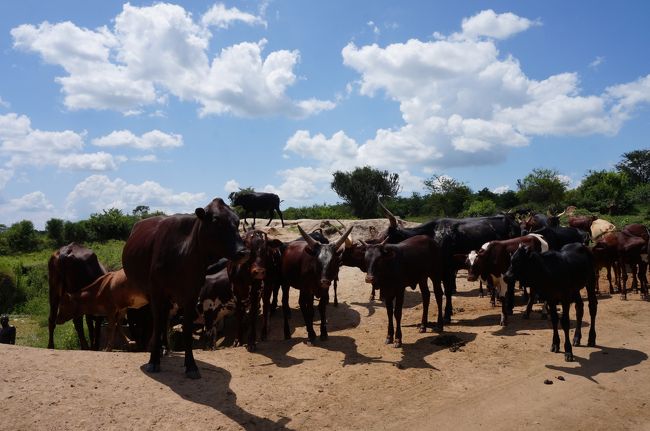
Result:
[467, 234, 549, 325]
[363, 235, 443, 347]
[198, 266, 236, 349]
[568, 215, 597, 235]
[593, 230, 648, 300]
[56, 269, 148, 351]
[229, 229, 282, 351]
[122, 198, 249, 378]
[48, 243, 106, 350]
[279, 225, 352, 344]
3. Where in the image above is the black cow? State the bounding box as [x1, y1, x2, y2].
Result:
[377, 199, 521, 322]
[229, 192, 284, 228]
[529, 225, 587, 250]
[504, 243, 597, 361]
[363, 235, 443, 347]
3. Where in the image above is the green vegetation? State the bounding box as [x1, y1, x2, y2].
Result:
[331, 166, 401, 218]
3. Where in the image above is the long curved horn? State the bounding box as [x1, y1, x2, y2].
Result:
[556, 209, 566, 218]
[377, 197, 397, 228]
[333, 226, 354, 250]
[333, 219, 353, 246]
[297, 224, 318, 248]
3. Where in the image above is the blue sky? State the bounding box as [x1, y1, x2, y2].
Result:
[1, 1, 649, 228]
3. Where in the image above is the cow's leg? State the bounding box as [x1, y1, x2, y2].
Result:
[394, 288, 405, 348]
[606, 265, 613, 294]
[621, 262, 628, 300]
[282, 284, 291, 340]
[586, 275, 598, 347]
[573, 293, 584, 347]
[90, 315, 103, 350]
[261, 283, 272, 341]
[182, 298, 200, 379]
[318, 292, 329, 341]
[270, 282, 280, 314]
[639, 262, 649, 300]
[418, 279, 430, 333]
[247, 283, 261, 352]
[116, 310, 136, 350]
[333, 278, 338, 307]
[72, 316, 90, 350]
[432, 276, 444, 331]
[521, 282, 528, 303]
[384, 293, 395, 345]
[630, 263, 639, 293]
[478, 280, 484, 298]
[560, 301, 573, 362]
[105, 314, 117, 352]
[523, 286, 534, 319]
[370, 284, 377, 301]
[234, 294, 245, 348]
[442, 270, 454, 323]
[266, 209, 274, 226]
[506, 280, 515, 315]
[47, 294, 60, 349]
[299, 289, 316, 344]
[277, 208, 285, 227]
[146, 294, 164, 373]
[252, 211, 257, 228]
[548, 300, 560, 353]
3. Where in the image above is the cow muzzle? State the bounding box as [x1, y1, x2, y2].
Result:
[365, 275, 375, 284]
[320, 279, 332, 290]
[251, 266, 266, 280]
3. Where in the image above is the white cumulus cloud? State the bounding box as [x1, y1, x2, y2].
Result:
[11, 3, 333, 117]
[92, 129, 183, 150]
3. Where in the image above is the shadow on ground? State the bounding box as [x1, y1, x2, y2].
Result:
[141, 356, 294, 430]
[546, 346, 648, 384]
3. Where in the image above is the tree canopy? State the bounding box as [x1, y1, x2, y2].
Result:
[331, 166, 400, 218]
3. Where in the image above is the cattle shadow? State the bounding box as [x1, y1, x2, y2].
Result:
[141, 357, 294, 430]
[349, 300, 378, 318]
[398, 331, 478, 370]
[546, 346, 648, 384]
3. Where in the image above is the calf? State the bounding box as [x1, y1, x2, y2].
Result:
[467, 234, 549, 325]
[197, 267, 236, 349]
[363, 235, 443, 348]
[56, 269, 148, 351]
[280, 225, 352, 344]
[596, 230, 648, 300]
[230, 229, 282, 351]
[504, 243, 597, 361]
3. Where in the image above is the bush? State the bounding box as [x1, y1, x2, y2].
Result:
[283, 203, 355, 220]
[462, 199, 497, 217]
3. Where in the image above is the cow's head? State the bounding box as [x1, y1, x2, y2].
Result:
[298, 224, 352, 293]
[198, 282, 236, 337]
[362, 238, 395, 285]
[196, 198, 249, 264]
[243, 230, 283, 280]
[503, 244, 532, 285]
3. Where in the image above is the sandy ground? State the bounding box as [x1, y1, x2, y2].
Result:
[1, 219, 650, 431]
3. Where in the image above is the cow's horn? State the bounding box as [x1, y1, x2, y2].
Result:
[377, 197, 397, 228]
[297, 224, 318, 248]
[334, 220, 353, 246]
[334, 226, 354, 250]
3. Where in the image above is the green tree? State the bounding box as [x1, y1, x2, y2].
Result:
[64, 220, 91, 243]
[4, 220, 40, 253]
[45, 218, 65, 247]
[615, 149, 650, 185]
[87, 208, 134, 241]
[495, 190, 519, 210]
[462, 199, 497, 217]
[132, 205, 150, 218]
[424, 175, 472, 217]
[572, 170, 631, 214]
[516, 168, 567, 207]
[331, 166, 401, 218]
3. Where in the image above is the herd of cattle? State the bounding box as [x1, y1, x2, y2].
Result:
[47, 197, 649, 378]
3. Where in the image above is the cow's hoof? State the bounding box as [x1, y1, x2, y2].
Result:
[436, 323, 444, 332]
[145, 363, 160, 373]
[385, 337, 393, 345]
[587, 339, 596, 347]
[499, 319, 507, 327]
[333, 301, 338, 308]
[418, 325, 427, 333]
[393, 340, 402, 348]
[550, 345, 559, 353]
[185, 369, 201, 379]
[246, 343, 256, 353]
[443, 316, 451, 324]
[564, 353, 574, 362]
[320, 333, 328, 341]
[572, 338, 581, 347]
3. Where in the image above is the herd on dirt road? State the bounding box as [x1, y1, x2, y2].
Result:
[47, 193, 649, 378]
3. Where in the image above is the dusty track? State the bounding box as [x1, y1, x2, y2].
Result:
[2, 219, 649, 430]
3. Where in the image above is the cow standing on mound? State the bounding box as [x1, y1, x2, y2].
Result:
[122, 198, 249, 379]
[48, 243, 106, 350]
[229, 191, 284, 228]
[504, 243, 597, 361]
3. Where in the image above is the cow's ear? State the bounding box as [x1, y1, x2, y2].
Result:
[195, 207, 206, 219]
[305, 245, 318, 256]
